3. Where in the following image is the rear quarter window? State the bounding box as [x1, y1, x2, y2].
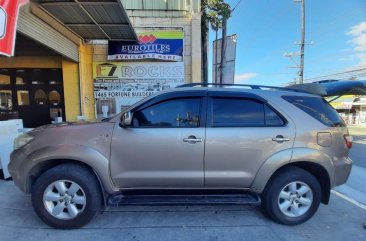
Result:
[210, 98, 285, 127]
[282, 96, 345, 127]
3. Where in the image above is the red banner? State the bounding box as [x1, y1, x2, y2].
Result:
[0, 0, 28, 57]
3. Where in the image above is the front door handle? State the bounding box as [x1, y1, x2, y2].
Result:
[272, 135, 290, 143]
[183, 135, 203, 144]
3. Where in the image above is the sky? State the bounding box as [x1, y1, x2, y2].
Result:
[208, 0, 366, 86]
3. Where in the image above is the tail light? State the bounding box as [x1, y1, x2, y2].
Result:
[343, 135, 353, 149]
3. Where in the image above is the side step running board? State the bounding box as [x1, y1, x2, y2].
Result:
[108, 194, 261, 206]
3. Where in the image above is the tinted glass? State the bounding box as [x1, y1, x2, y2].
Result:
[0, 69, 10, 85]
[282, 96, 345, 127]
[0, 90, 12, 110]
[212, 98, 265, 127]
[17, 90, 30, 106]
[133, 98, 201, 128]
[265, 104, 285, 126]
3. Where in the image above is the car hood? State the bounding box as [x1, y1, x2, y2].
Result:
[29, 121, 104, 135]
[21, 121, 115, 158]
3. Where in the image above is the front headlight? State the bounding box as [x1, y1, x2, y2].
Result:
[13, 133, 34, 150]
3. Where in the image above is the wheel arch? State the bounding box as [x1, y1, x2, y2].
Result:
[27, 159, 109, 205]
[290, 161, 331, 204]
[251, 148, 333, 204]
[19, 144, 119, 206]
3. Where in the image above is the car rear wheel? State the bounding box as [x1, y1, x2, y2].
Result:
[31, 163, 102, 229]
[261, 166, 321, 225]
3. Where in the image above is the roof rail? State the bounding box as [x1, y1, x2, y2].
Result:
[176, 83, 308, 93]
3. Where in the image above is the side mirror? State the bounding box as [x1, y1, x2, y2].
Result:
[120, 112, 132, 127]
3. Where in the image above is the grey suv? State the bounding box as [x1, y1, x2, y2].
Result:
[8, 85, 353, 229]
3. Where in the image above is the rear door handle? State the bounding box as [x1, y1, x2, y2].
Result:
[183, 135, 203, 144]
[272, 135, 290, 143]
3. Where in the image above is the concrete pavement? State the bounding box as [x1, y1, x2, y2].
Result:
[0, 180, 365, 241]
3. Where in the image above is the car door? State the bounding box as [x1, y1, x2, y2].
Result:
[110, 91, 207, 188]
[204, 91, 296, 188]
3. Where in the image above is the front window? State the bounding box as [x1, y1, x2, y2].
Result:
[132, 98, 201, 128]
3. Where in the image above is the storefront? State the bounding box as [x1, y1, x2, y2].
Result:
[0, 67, 64, 127]
[330, 95, 366, 125]
[0, 0, 203, 127]
[0, 1, 137, 127]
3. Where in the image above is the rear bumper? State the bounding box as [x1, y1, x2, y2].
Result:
[333, 156, 352, 187]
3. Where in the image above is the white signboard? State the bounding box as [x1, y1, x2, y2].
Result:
[212, 34, 237, 84]
[0, 7, 6, 39]
[93, 62, 184, 118]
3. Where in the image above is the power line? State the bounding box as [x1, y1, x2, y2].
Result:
[303, 66, 366, 82]
[232, 0, 244, 13]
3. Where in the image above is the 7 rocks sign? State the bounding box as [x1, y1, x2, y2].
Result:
[108, 30, 183, 62]
[93, 62, 184, 119]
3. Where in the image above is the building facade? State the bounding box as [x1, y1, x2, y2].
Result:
[0, 0, 203, 127]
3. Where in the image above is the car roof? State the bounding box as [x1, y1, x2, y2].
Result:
[166, 86, 319, 98]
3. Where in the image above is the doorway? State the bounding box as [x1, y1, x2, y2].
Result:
[0, 68, 65, 128]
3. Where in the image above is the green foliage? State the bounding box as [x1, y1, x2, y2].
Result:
[202, 0, 231, 32]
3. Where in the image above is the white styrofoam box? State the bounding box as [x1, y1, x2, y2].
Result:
[0, 121, 19, 136]
[0, 120, 26, 179]
[0, 127, 18, 179]
[77, 115, 86, 121]
[6, 119, 23, 130]
[54, 117, 63, 123]
[0, 141, 13, 178]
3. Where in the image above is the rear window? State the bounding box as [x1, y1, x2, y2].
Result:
[282, 96, 345, 127]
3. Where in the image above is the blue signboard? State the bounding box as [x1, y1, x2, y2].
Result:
[108, 31, 183, 62]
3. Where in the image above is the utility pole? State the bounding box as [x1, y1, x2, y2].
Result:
[298, 0, 305, 84]
[284, 0, 307, 84]
[219, 17, 227, 86]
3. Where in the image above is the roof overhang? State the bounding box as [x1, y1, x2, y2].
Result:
[32, 0, 137, 41]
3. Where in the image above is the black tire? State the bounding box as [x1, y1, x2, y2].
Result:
[261, 166, 322, 225]
[31, 163, 102, 229]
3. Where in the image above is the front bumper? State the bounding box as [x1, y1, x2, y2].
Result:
[8, 148, 29, 193]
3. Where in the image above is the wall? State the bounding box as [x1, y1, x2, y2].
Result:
[79, 44, 95, 120]
[0, 56, 62, 68]
[62, 58, 80, 121]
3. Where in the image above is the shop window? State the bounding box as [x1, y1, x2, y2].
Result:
[16, 69, 26, 85]
[49, 69, 62, 85]
[0, 90, 12, 110]
[17, 90, 30, 106]
[0, 70, 10, 85]
[32, 69, 44, 85]
[35, 89, 47, 105]
[16, 77, 26, 85]
[49, 90, 61, 106]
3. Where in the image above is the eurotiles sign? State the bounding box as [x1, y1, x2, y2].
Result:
[93, 61, 184, 118]
[108, 30, 183, 62]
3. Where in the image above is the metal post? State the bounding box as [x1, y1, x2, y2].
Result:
[215, 30, 218, 84]
[298, 0, 305, 84]
[220, 17, 227, 86]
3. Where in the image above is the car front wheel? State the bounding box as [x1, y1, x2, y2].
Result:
[261, 166, 322, 225]
[31, 163, 102, 229]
